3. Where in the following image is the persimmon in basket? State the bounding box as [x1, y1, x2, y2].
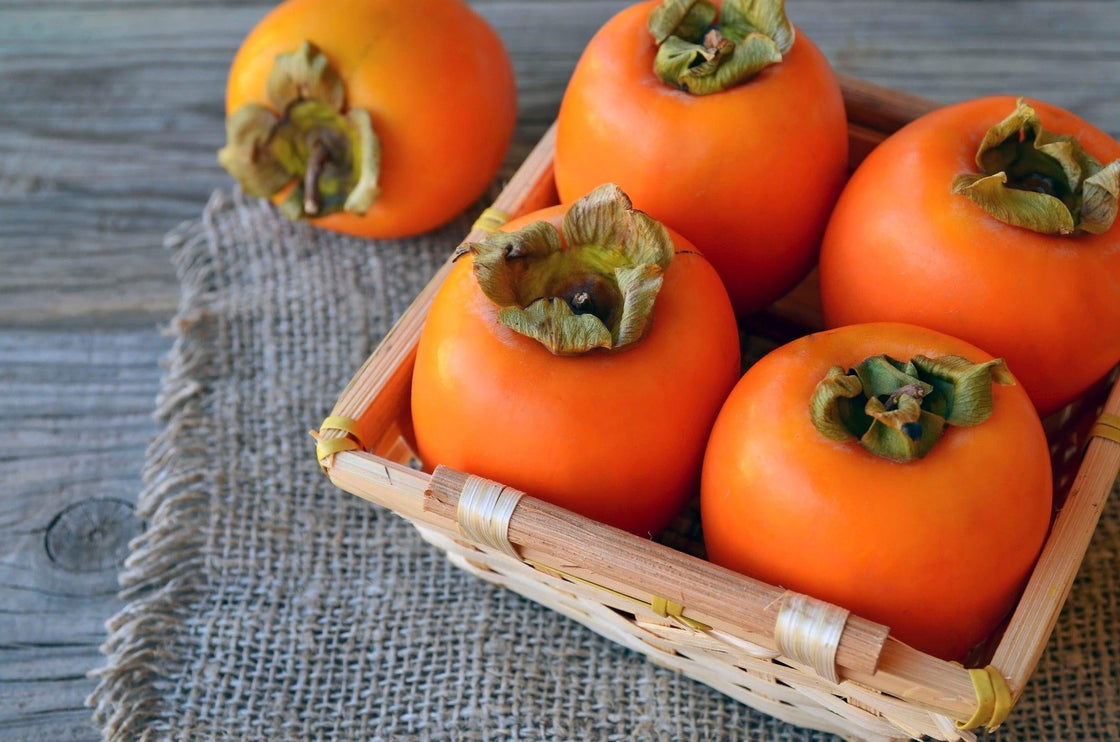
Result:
[701, 322, 1053, 661]
[820, 97, 1120, 416]
[219, 0, 516, 239]
[555, 0, 848, 317]
[412, 185, 741, 537]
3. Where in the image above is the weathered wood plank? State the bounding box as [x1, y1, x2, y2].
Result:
[0, 328, 165, 741]
[3, 1, 1118, 326]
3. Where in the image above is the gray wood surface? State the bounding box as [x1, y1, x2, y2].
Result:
[2, 1, 1118, 739]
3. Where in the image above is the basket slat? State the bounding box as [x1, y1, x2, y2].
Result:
[991, 378, 1120, 694]
[836, 74, 940, 133]
[426, 466, 891, 677]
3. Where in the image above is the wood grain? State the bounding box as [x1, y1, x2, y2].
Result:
[2, 1, 1119, 740]
[0, 329, 164, 740]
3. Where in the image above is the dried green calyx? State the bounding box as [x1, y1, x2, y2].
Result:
[218, 41, 381, 221]
[810, 354, 1015, 462]
[465, 184, 674, 356]
[952, 99, 1120, 235]
[648, 0, 794, 95]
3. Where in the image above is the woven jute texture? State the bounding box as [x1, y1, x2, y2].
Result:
[90, 189, 1119, 741]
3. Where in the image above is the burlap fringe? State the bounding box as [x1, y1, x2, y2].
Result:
[86, 191, 231, 741]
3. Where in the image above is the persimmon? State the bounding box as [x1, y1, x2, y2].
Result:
[555, 0, 848, 317]
[220, 0, 516, 238]
[820, 97, 1120, 416]
[701, 322, 1052, 661]
[412, 185, 741, 536]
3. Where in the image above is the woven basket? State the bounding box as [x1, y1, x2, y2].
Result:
[315, 76, 1120, 742]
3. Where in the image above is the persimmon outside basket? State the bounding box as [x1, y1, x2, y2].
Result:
[313, 77, 1120, 742]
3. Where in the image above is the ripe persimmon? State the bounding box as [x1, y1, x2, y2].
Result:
[412, 185, 741, 536]
[701, 322, 1052, 661]
[555, 0, 848, 317]
[820, 97, 1120, 416]
[221, 0, 516, 238]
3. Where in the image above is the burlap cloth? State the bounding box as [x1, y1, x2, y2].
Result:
[89, 188, 1119, 741]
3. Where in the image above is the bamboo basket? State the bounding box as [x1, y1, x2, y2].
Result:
[314, 76, 1120, 742]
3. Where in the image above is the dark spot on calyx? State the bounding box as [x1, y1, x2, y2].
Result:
[1010, 173, 1062, 197]
[901, 422, 923, 441]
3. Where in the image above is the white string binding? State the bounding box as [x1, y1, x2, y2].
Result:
[774, 591, 850, 684]
[456, 475, 524, 559]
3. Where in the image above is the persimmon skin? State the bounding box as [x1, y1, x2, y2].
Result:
[819, 96, 1120, 417]
[412, 206, 741, 537]
[554, 0, 848, 317]
[701, 323, 1052, 661]
[226, 0, 516, 239]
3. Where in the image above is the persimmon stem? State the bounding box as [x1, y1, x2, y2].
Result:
[303, 138, 329, 216]
[571, 292, 592, 313]
[703, 28, 725, 49]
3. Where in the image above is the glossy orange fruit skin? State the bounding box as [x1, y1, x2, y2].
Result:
[701, 322, 1052, 661]
[819, 96, 1120, 417]
[554, 0, 848, 317]
[226, 0, 516, 239]
[412, 205, 741, 537]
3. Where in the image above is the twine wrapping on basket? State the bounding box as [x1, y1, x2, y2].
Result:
[433, 467, 716, 632]
[456, 475, 524, 558]
[774, 592, 850, 684]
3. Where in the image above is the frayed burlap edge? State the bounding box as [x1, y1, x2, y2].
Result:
[87, 191, 228, 741]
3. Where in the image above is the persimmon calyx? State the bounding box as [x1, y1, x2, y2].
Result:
[648, 0, 794, 95]
[464, 184, 674, 356]
[952, 99, 1120, 235]
[218, 41, 381, 221]
[810, 354, 1014, 462]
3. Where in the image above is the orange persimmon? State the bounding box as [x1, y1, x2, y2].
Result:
[221, 0, 516, 238]
[820, 96, 1120, 416]
[412, 185, 741, 537]
[555, 0, 848, 317]
[701, 322, 1052, 661]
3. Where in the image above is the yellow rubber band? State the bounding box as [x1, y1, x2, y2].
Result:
[1089, 412, 1120, 445]
[316, 437, 360, 464]
[987, 666, 1013, 729]
[957, 665, 1013, 731]
[320, 415, 360, 437]
[957, 668, 994, 731]
[472, 207, 510, 233]
[314, 416, 366, 469]
[527, 560, 711, 631]
[651, 594, 710, 630]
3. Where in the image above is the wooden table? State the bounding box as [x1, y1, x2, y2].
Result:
[2, 2, 1117, 739]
